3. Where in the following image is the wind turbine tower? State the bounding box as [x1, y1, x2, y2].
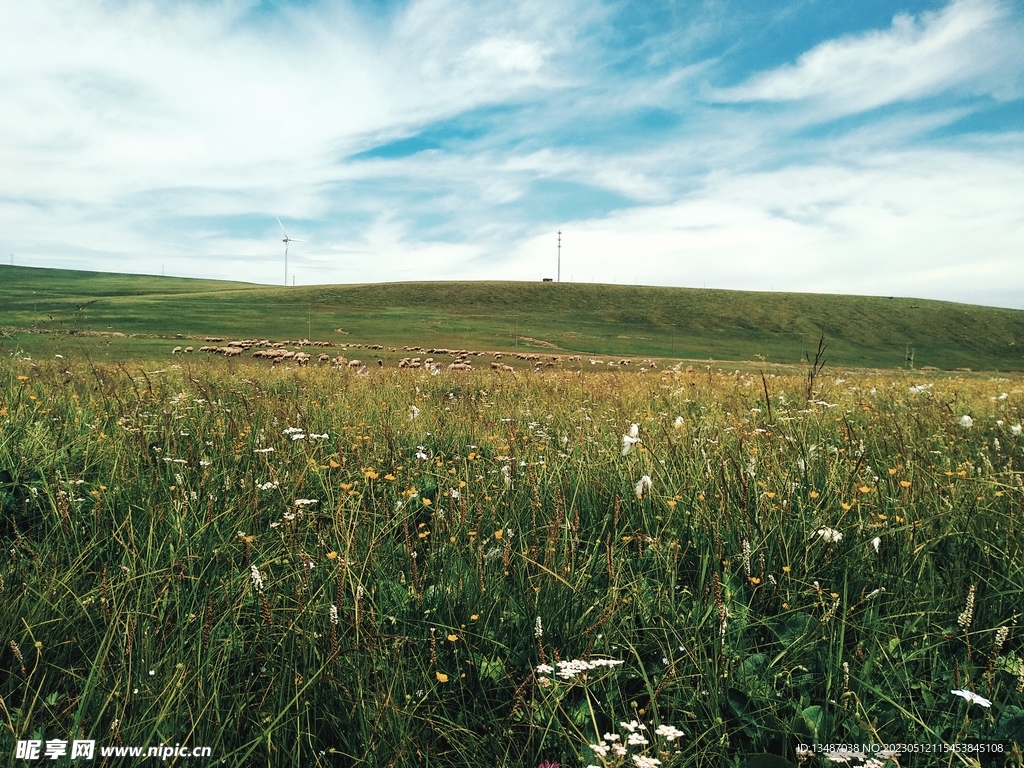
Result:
[557, 230, 562, 283]
[276, 217, 305, 287]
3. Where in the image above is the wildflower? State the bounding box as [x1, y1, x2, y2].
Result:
[655, 724, 685, 741]
[538, 761, 560, 768]
[957, 584, 976, 630]
[620, 720, 646, 732]
[329, 605, 339, 625]
[815, 527, 843, 544]
[589, 744, 610, 757]
[673, 416, 684, 429]
[290, 433, 306, 441]
[1012, 424, 1023, 436]
[635, 475, 652, 499]
[294, 499, 318, 507]
[950, 689, 991, 707]
[534, 616, 543, 639]
[415, 447, 429, 461]
[254, 447, 274, 453]
[626, 732, 649, 746]
[959, 415, 974, 428]
[409, 405, 420, 420]
[602, 733, 621, 742]
[249, 565, 264, 592]
[622, 423, 640, 456]
[258, 481, 279, 491]
[631, 756, 661, 768]
[871, 537, 881, 553]
[535, 663, 554, 675]
[309, 433, 328, 439]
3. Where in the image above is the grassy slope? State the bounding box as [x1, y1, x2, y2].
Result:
[1, 265, 1022, 369]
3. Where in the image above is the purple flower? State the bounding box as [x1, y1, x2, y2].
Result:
[538, 761, 560, 768]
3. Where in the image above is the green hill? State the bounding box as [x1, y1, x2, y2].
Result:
[1, 264, 1022, 369]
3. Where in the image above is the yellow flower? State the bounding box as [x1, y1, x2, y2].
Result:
[470, 614, 479, 621]
[841, 502, 852, 511]
[447, 634, 458, 642]
[326, 551, 338, 560]
[435, 671, 449, 683]
[858, 485, 872, 494]
[900, 480, 911, 488]
[384, 474, 396, 481]
[493, 529, 503, 540]
[809, 491, 819, 499]
[364, 469, 379, 480]
[422, 498, 431, 506]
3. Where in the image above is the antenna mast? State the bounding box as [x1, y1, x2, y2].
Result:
[557, 230, 562, 283]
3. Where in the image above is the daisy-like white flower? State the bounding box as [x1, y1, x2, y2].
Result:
[959, 415, 974, 428]
[620, 720, 646, 732]
[626, 733, 649, 746]
[951, 689, 991, 707]
[415, 447, 429, 461]
[655, 724, 685, 741]
[535, 663, 554, 676]
[635, 475, 652, 499]
[815, 527, 843, 544]
[1012, 424, 1023, 436]
[622, 423, 640, 456]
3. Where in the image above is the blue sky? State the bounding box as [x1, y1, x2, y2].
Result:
[2, 0, 1022, 307]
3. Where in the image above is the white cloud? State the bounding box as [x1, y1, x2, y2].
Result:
[502, 144, 1024, 307]
[712, 0, 1024, 116]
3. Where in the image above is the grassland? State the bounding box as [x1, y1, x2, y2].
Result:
[1, 356, 1023, 767]
[2, 265, 1023, 370]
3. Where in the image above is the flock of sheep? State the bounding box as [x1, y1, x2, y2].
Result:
[170, 338, 661, 372]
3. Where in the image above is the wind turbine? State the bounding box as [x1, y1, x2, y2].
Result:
[276, 216, 306, 286]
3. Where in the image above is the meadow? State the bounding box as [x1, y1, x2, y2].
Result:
[1, 353, 1023, 768]
[3, 265, 1024, 370]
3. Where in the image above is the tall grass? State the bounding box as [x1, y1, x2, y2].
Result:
[1, 357, 1022, 767]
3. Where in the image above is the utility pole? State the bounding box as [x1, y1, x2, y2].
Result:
[557, 231, 562, 283]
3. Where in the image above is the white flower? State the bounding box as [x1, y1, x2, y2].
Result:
[959, 415, 974, 428]
[409, 405, 420, 420]
[309, 433, 328, 439]
[626, 732, 649, 746]
[249, 564, 264, 591]
[415, 447, 429, 461]
[258, 481, 279, 491]
[534, 616, 543, 639]
[602, 733, 621, 742]
[815, 527, 843, 544]
[535, 663, 554, 676]
[283, 427, 303, 434]
[635, 475, 652, 499]
[622, 423, 640, 455]
[620, 720, 646, 732]
[1012, 424, 1023, 436]
[290, 433, 306, 441]
[871, 537, 881, 553]
[673, 416, 684, 429]
[631, 756, 661, 768]
[294, 499, 318, 507]
[655, 724, 685, 741]
[951, 689, 991, 707]
[254, 447, 274, 453]
[589, 744, 610, 757]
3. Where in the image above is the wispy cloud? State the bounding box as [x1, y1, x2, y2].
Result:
[710, 0, 1024, 116]
[1, 0, 1022, 307]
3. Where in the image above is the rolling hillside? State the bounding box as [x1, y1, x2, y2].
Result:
[1, 265, 1022, 369]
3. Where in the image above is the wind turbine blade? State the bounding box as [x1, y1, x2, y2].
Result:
[276, 216, 290, 240]
[289, 239, 307, 243]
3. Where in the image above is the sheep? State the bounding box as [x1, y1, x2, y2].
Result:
[347, 359, 363, 368]
[172, 346, 182, 355]
[184, 346, 194, 353]
[317, 354, 331, 364]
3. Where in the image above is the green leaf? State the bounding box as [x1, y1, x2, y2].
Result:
[800, 705, 825, 740]
[996, 705, 1024, 741]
